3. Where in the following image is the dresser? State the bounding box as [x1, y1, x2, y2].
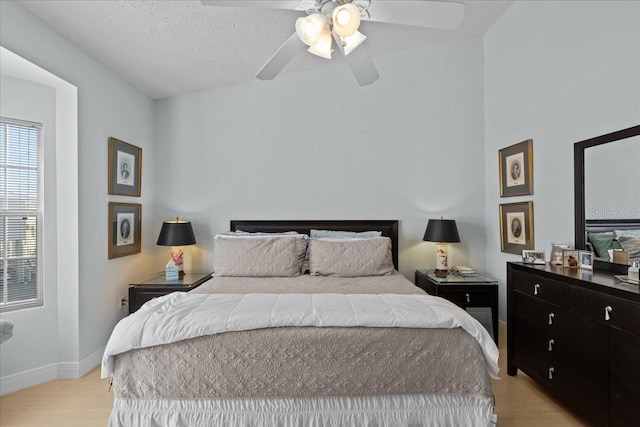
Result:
[507, 262, 640, 426]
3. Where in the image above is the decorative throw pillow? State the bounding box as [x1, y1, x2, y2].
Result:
[308, 237, 394, 277]
[213, 236, 300, 277]
[310, 229, 382, 239]
[587, 232, 616, 259]
[616, 235, 640, 263]
[216, 231, 308, 274]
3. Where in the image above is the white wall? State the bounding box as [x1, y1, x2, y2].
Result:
[0, 0, 155, 384]
[0, 76, 58, 375]
[484, 0, 640, 320]
[154, 37, 487, 280]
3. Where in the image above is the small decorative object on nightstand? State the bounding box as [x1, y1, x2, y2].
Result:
[423, 217, 460, 278]
[157, 217, 197, 278]
[415, 269, 499, 344]
[128, 271, 212, 314]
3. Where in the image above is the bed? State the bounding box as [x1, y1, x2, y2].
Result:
[102, 220, 499, 426]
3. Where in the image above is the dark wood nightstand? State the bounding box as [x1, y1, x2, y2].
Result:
[415, 269, 499, 345]
[128, 271, 213, 314]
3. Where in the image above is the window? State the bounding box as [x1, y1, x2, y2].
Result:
[0, 118, 43, 312]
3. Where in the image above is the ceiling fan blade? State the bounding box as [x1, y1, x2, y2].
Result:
[255, 32, 305, 80]
[364, 1, 465, 30]
[343, 45, 379, 87]
[200, 1, 309, 11]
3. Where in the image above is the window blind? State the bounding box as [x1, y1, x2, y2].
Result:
[0, 118, 43, 312]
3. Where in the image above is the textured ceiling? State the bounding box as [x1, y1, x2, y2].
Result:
[18, 0, 512, 99]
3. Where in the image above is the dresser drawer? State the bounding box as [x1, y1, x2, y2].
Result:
[569, 287, 640, 334]
[611, 328, 640, 372]
[438, 288, 494, 306]
[550, 365, 609, 426]
[547, 305, 609, 355]
[514, 291, 546, 326]
[611, 393, 640, 427]
[611, 361, 640, 407]
[513, 271, 568, 306]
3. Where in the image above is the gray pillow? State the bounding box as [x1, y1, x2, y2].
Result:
[310, 229, 382, 239]
[213, 236, 301, 277]
[308, 237, 394, 277]
[616, 235, 640, 263]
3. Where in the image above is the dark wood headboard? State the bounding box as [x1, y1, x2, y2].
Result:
[230, 220, 399, 270]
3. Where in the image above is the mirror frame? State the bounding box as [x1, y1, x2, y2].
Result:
[574, 124, 640, 272]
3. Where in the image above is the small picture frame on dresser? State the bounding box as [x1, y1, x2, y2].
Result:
[579, 251, 594, 270]
[522, 250, 545, 265]
[550, 243, 571, 265]
[562, 250, 580, 268]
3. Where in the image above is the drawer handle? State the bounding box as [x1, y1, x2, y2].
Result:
[548, 367, 555, 380]
[548, 339, 554, 352]
[548, 313, 555, 325]
[465, 293, 470, 303]
[604, 306, 612, 321]
[534, 284, 540, 295]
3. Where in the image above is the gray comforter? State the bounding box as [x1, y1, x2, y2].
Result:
[112, 274, 492, 401]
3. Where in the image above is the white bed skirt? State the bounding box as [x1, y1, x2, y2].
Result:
[109, 394, 497, 427]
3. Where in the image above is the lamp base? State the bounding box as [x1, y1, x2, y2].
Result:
[434, 268, 448, 278]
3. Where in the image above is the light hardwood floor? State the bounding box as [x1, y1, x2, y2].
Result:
[0, 322, 594, 426]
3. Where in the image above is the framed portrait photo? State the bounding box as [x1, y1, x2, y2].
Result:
[500, 201, 534, 254]
[522, 250, 546, 265]
[499, 139, 533, 197]
[108, 137, 142, 197]
[579, 250, 595, 270]
[562, 249, 580, 269]
[108, 202, 141, 259]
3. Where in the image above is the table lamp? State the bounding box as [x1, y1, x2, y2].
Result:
[423, 217, 460, 278]
[156, 217, 196, 278]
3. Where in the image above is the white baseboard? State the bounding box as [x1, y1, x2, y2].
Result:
[0, 363, 57, 396]
[0, 345, 105, 396]
[58, 345, 105, 379]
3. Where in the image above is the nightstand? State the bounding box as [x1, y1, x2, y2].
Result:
[128, 271, 213, 314]
[415, 269, 499, 345]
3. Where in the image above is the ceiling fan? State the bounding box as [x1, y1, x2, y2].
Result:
[201, 1, 465, 86]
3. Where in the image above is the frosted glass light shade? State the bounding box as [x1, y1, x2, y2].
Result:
[308, 28, 333, 59]
[295, 13, 326, 46]
[331, 3, 360, 37]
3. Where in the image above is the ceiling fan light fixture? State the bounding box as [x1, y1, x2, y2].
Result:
[331, 3, 361, 37]
[295, 13, 326, 46]
[339, 30, 366, 56]
[307, 27, 333, 59]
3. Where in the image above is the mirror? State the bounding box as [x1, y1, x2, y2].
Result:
[574, 125, 640, 272]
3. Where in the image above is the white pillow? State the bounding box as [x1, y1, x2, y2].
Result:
[213, 236, 300, 277]
[308, 237, 394, 277]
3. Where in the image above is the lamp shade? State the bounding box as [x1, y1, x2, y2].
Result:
[295, 13, 326, 46]
[156, 219, 196, 246]
[332, 3, 361, 37]
[423, 219, 460, 243]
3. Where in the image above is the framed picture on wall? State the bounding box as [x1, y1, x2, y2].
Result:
[108, 202, 141, 259]
[499, 139, 533, 197]
[500, 201, 534, 254]
[108, 137, 142, 196]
